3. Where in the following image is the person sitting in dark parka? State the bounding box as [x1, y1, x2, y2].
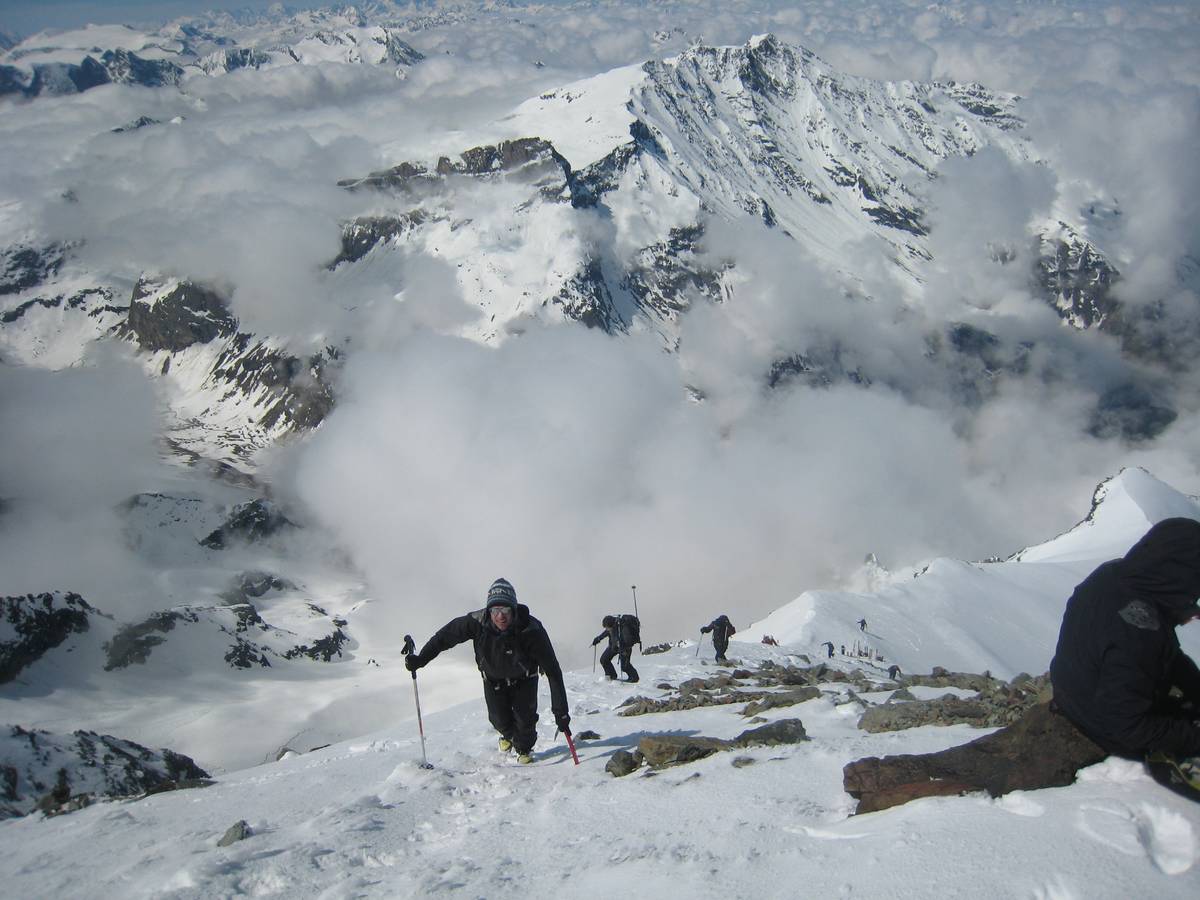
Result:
[1050, 516, 1200, 760]
[843, 518, 1200, 814]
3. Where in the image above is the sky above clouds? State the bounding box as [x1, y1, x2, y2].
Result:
[1, 1, 1199, 663]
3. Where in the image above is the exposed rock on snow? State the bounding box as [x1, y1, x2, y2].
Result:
[123, 277, 238, 353]
[859, 672, 1048, 733]
[844, 701, 1106, 814]
[199, 499, 296, 549]
[619, 666, 848, 717]
[1, 725, 210, 819]
[217, 819, 252, 846]
[635, 717, 809, 770]
[0, 243, 65, 296]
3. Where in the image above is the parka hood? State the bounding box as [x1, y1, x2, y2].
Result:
[1120, 517, 1200, 612]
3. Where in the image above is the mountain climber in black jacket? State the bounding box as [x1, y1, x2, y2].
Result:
[1050, 517, 1200, 761]
[405, 578, 570, 763]
[591, 615, 639, 683]
[700, 614, 736, 662]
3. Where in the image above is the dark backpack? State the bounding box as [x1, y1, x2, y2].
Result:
[618, 614, 640, 647]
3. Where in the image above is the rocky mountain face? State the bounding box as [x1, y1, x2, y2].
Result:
[329, 34, 1127, 351]
[1, 725, 210, 818]
[0, 49, 184, 98]
[0, 27, 1184, 470]
[2, 488, 356, 689]
[324, 33, 1153, 425]
[0, 12, 424, 98]
[1, 485, 370, 774]
[111, 276, 336, 465]
[3, 565, 350, 685]
[1, 593, 99, 685]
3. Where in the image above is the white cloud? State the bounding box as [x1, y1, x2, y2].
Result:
[0, 348, 171, 615]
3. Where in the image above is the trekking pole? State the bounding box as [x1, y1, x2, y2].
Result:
[592, 644, 597, 673]
[402, 635, 434, 770]
[631, 585, 642, 651]
[695, 632, 705, 657]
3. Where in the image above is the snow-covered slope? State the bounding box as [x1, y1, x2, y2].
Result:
[2, 634, 1198, 897]
[740, 467, 1200, 679]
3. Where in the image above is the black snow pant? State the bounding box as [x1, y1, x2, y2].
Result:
[483, 674, 539, 754]
[600, 646, 639, 682]
[713, 636, 729, 661]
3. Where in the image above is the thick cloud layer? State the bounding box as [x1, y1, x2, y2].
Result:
[0, 350, 171, 616]
[3, 1, 1199, 667]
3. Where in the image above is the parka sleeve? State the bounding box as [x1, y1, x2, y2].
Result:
[1095, 635, 1200, 757]
[1170, 650, 1200, 704]
[416, 614, 478, 665]
[531, 629, 569, 719]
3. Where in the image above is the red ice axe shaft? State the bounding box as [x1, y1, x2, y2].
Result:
[564, 729, 580, 766]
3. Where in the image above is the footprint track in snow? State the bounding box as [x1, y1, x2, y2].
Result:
[1075, 801, 1196, 874]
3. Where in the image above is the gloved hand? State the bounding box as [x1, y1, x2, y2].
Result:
[554, 712, 571, 734]
[404, 652, 425, 673]
[591, 636, 602, 646]
[700, 625, 711, 634]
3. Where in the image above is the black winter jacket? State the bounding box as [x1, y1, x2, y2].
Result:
[592, 617, 634, 652]
[701, 615, 735, 644]
[1050, 517, 1200, 757]
[592, 623, 621, 652]
[415, 604, 569, 719]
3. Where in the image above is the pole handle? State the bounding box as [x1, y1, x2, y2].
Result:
[403, 634, 417, 680]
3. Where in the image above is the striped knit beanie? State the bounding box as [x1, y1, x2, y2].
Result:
[486, 577, 517, 610]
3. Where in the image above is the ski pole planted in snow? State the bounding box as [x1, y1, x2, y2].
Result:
[695, 632, 705, 657]
[402, 634, 434, 770]
[631, 585, 642, 650]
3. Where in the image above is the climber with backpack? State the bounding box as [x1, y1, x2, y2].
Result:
[700, 614, 736, 662]
[591, 614, 640, 683]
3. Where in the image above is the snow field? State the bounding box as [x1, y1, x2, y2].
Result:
[3, 642, 1197, 898]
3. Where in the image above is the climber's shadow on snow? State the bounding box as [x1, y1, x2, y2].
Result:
[558, 727, 702, 763]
